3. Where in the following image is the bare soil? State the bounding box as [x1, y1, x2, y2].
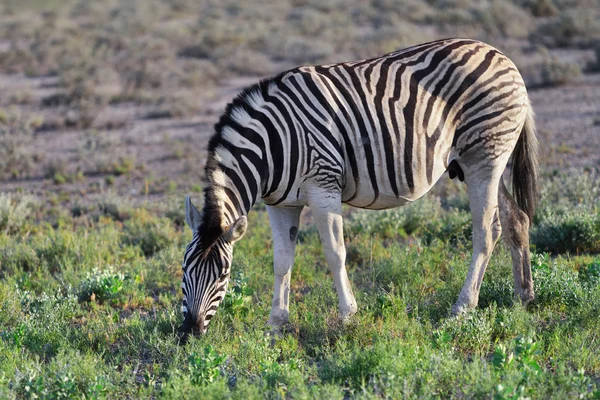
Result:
[1, 56, 599, 204]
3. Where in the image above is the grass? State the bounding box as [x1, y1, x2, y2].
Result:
[0, 171, 599, 398]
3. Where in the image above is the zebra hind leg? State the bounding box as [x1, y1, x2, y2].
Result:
[266, 205, 303, 329]
[498, 180, 535, 305]
[308, 189, 358, 322]
[451, 169, 503, 316]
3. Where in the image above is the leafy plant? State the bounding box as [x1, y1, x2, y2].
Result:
[531, 254, 584, 308]
[222, 273, 254, 317]
[493, 335, 542, 400]
[579, 260, 600, 286]
[78, 267, 128, 303]
[187, 346, 227, 386]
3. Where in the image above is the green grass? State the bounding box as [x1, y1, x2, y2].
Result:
[1, 173, 600, 398]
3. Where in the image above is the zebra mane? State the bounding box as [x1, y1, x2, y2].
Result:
[200, 72, 288, 244]
[210, 72, 286, 144]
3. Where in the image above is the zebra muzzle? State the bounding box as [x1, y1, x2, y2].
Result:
[177, 313, 206, 343]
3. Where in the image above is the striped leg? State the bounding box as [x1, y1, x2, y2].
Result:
[498, 181, 535, 305]
[452, 169, 503, 315]
[308, 189, 357, 321]
[267, 205, 303, 328]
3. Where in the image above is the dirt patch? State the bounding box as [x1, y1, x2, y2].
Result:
[1, 59, 598, 205]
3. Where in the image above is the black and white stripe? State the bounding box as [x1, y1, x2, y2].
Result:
[202, 38, 528, 219]
[181, 232, 232, 332]
[179, 38, 538, 334]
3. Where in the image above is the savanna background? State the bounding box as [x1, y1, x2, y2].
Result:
[0, 0, 599, 398]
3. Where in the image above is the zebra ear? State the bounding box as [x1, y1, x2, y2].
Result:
[223, 216, 247, 243]
[184, 196, 202, 232]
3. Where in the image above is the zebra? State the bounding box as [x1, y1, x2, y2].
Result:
[178, 38, 538, 337]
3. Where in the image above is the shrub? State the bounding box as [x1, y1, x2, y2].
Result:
[478, 275, 514, 309]
[530, 254, 584, 308]
[534, 9, 600, 47]
[95, 192, 134, 221]
[260, 358, 306, 394]
[436, 307, 495, 355]
[121, 210, 176, 257]
[348, 195, 471, 245]
[0, 193, 37, 234]
[537, 56, 582, 87]
[217, 48, 273, 76]
[0, 110, 41, 180]
[319, 343, 391, 390]
[527, 0, 559, 17]
[0, 242, 40, 277]
[532, 170, 600, 254]
[348, 196, 441, 240]
[579, 260, 600, 286]
[536, 169, 600, 216]
[532, 210, 600, 254]
[473, 1, 532, 39]
[593, 44, 600, 71]
[276, 36, 335, 64]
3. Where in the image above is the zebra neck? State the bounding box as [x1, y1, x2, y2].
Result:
[202, 159, 262, 228]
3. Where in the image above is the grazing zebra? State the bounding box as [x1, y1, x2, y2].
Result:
[178, 38, 538, 337]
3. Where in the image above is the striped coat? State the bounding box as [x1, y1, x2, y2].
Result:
[179, 38, 538, 337]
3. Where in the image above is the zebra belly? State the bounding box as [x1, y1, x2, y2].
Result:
[341, 146, 452, 210]
[343, 191, 414, 210]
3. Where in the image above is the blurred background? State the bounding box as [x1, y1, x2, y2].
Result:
[0, 0, 599, 208]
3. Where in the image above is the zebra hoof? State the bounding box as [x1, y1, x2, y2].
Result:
[266, 322, 294, 344]
[339, 307, 357, 325]
[450, 303, 470, 317]
[266, 327, 284, 344]
[517, 290, 535, 306]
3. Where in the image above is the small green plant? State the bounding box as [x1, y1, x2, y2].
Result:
[493, 335, 542, 399]
[18, 368, 46, 399]
[222, 273, 254, 317]
[111, 156, 136, 176]
[438, 308, 495, 355]
[78, 267, 128, 302]
[187, 345, 227, 386]
[260, 357, 305, 394]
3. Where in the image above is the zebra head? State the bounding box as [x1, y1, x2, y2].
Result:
[178, 196, 247, 339]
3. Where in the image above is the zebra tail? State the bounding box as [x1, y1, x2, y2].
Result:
[511, 102, 539, 223]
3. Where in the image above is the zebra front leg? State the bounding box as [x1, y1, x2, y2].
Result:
[498, 181, 535, 305]
[452, 173, 502, 315]
[267, 205, 303, 329]
[308, 190, 357, 322]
